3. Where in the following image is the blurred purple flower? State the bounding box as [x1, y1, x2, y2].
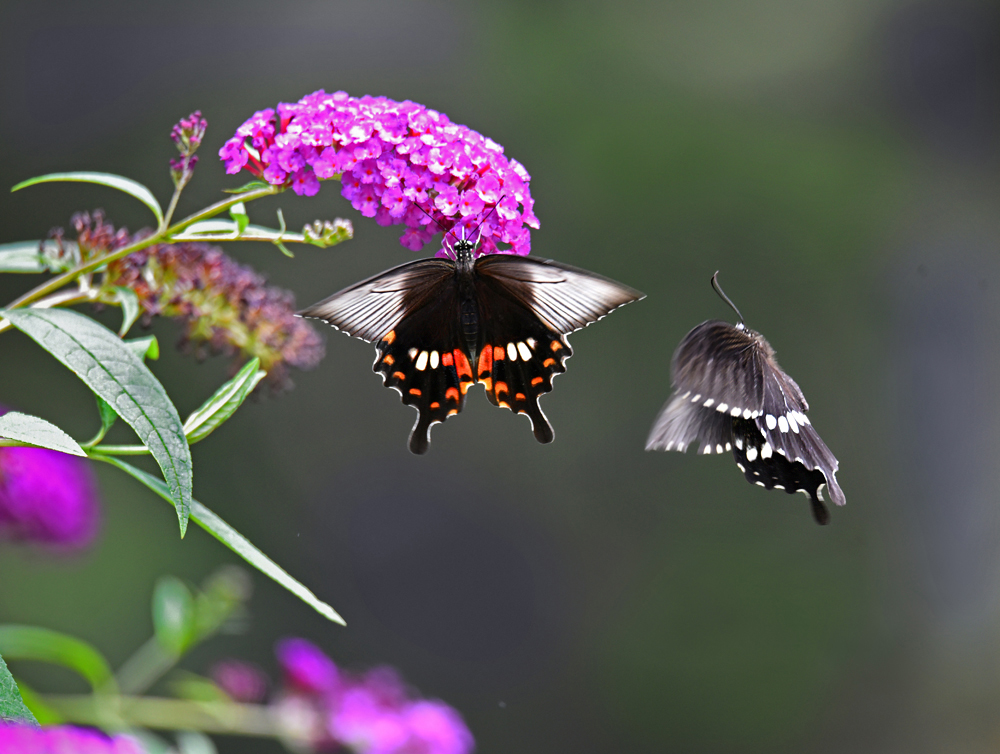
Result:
[211, 659, 269, 703]
[219, 91, 538, 258]
[0, 723, 144, 753]
[272, 639, 474, 754]
[276, 637, 340, 696]
[170, 110, 207, 188]
[0, 409, 99, 549]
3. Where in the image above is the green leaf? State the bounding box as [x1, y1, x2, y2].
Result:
[0, 241, 45, 273]
[88, 396, 119, 447]
[152, 577, 196, 655]
[183, 358, 265, 444]
[11, 171, 164, 227]
[96, 455, 345, 625]
[0, 651, 38, 725]
[124, 334, 160, 361]
[229, 202, 249, 234]
[223, 179, 271, 194]
[1, 308, 192, 535]
[9, 677, 62, 724]
[0, 411, 85, 456]
[0, 626, 117, 694]
[113, 286, 141, 337]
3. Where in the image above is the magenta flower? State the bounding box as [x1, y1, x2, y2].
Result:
[0, 723, 144, 753]
[219, 91, 539, 257]
[0, 410, 100, 549]
[271, 639, 475, 754]
[276, 637, 341, 696]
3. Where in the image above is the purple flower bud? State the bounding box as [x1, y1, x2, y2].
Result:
[0, 408, 100, 549]
[220, 91, 538, 257]
[211, 659, 269, 703]
[0, 723, 145, 753]
[276, 637, 340, 696]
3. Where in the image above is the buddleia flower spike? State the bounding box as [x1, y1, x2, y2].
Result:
[646, 273, 844, 525]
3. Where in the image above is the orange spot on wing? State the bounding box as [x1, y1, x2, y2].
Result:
[383, 354, 395, 366]
[409, 388, 422, 396]
[446, 387, 460, 402]
[441, 352, 454, 367]
[550, 340, 562, 351]
[531, 376, 544, 386]
[383, 330, 396, 344]
[480, 377, 493, 392]
[498, 401, 511, 409]
[543, 358, 555, 367]
[515, 393, 526, 401]
[448, 409, 459, 416]
[495, 381, 508, 396]
[430, 401, 440, 409]
[393, 371, 406, 380]
[478, 346, 493, 377]
[454, 349, 473, 379]
[493, 345, 505, 361]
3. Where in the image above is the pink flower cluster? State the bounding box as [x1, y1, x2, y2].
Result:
[0, 723, 144, 753]
[229, 638, 475, 753]
[219, 91, 539, 257]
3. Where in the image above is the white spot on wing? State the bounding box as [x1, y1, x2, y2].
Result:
[703, 444, 712, 454]
[717, 402, 728, 413]
[761, 442, 772, 459]
[527, 338, 537, 349]
[734, 437, 743, 450]
[730, 406, 741, 416]
[692, 394, 702, 403]
[746, 446, 758, 462]
[743, 409, 752, 419]
[415, 351, 429, 371]
[430, 350, 440, 369]
[765, 414, 777, 430]
[409, 348, 418, 360]
[517, 342, 532, 361]
[704, 398, 715, 408]
[716, 444, 723, 453]
[777, 416, 789, 433]
[787, 413, 799, 433]
[507, 343, 518, 361]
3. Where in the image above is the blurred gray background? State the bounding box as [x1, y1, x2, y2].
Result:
[2, 0, 1000, 751]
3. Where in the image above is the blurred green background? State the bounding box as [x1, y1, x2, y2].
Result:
[2, 0, 1000, 751]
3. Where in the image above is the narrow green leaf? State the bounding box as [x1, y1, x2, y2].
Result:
[0, 412, 85, 456]
[124, 334, 160, 361]
[0, 241, 45, 273]
[152, 577, 196, 655]
[1, 309, 191, 535]
[90, 396, 118, 446]
[183, 358, 265, 444]
[229, 202, 249, 234]
[113, 287, 141, 337]
[0, 652, 38, 725]
[97, 456, 345, 625]
[11, 171, 164, 227]
[0, 626, 117, 694]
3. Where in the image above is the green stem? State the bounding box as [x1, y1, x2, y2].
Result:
[114, 637, 178, 696]
[3, 185, 282, 311]
[40, 694, 281, 737]
[87, 444, 153, 456]
[0, 289, 92, 334]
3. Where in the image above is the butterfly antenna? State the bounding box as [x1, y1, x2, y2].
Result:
[711, 271, 745, 324]
[469, 195, 504, 245]
[412, 203, 457, 259]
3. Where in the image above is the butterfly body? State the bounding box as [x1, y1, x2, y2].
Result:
[646, 318, 844, 525]
[300, 238, 642, 454]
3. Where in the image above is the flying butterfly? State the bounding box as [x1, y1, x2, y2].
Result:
[645, 273, 844, 524]
[299, 217, 643, 454]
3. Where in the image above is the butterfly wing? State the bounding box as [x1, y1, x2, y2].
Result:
[751, 362, 845, 509]
[473, 255, 644, 443]
[646, 320, 761, 454]
[298, 259, 476, 454]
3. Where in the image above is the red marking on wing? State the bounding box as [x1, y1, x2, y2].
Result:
[441, 352, 454, 367]
[430, 401, 440, 409]
[478, 345, 493, 378]
[383, 330, 396, 344]
[383, 354, 395, 366]
[493, 345, 505, 361]
[409, 388, 422, 396]
[515, 393, 526, 401]
[393, 371, 406, 380]
[543, 358, 555, 368]
[446, 387, 460, 402]
[531, 376, 543, 386]
[550, 340, 562, 351]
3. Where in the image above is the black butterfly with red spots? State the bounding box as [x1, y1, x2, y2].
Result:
[299, 233, 643, 453]
[645, 274, 844, 525]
